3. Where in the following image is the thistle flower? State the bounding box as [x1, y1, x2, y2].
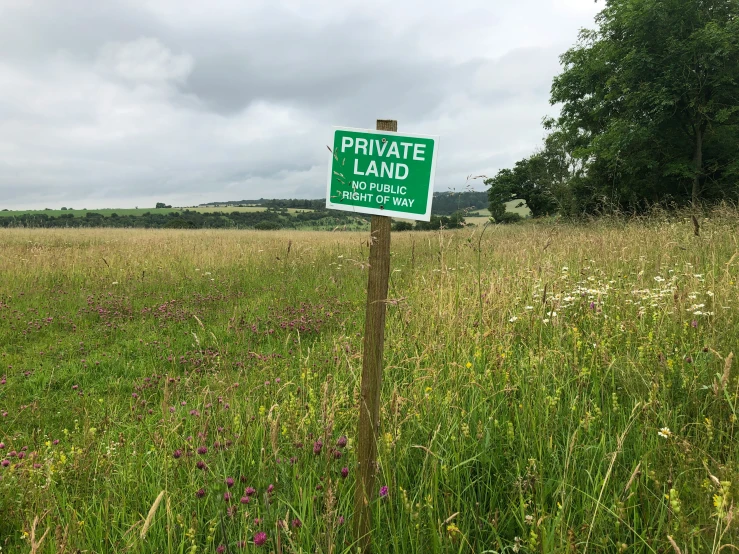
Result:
[341, 467, 349, 478]
[195, 488, 206, 498]
[197, 446, 207, 455]
[223, 492, 232, 501]
[379, 485, 388, 497]
[336, 436, 347, 448]
[225, 477, 235, 488]
[245, 486, 256, 496]
[313, 441, 323, 455]
[173, 449, 182, 459]
[240, 495, 250, 504]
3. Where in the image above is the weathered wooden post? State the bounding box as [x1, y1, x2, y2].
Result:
[325, 120, 438, 553]
[353, 119, 396, 552]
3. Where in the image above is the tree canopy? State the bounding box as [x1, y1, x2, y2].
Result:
[489, 0, 739, 219]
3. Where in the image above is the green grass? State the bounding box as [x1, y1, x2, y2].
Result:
[0, 215, 737, 553]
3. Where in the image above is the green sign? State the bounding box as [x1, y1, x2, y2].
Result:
[326, 127, 439, 221]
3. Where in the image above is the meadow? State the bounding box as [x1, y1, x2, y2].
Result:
[0, 213, 737, 553]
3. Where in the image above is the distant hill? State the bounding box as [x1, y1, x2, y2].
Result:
[198, 191, 490, 216]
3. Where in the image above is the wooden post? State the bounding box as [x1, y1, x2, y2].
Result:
[354, 119, 396, 553]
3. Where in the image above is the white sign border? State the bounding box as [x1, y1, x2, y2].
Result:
[325, 126, 439, 222]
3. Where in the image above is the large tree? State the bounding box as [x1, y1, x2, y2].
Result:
[493, 0, 739, 215]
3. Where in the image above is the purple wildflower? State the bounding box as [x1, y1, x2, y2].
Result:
[379, 485, 389, 497]
[223, 491, 232, 501]
[197, 446, 208, 455]
[216, 545, 226, 553]
[292, 518, 302, 528]
[240, 495, 250, 504]
[341, 467, 349, 478]
[225, 477, 235, 488]
[173, 449, 182, 459]
[313, 441, 323, 455]
[337, 435, 347, 448]
[195, 488, 206, 498]
[245, 486, 256, 495]
[254, 532, 267, 546]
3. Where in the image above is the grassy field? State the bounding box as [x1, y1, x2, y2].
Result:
[0, 207, 312, 217]
[0, 214, 737, 553]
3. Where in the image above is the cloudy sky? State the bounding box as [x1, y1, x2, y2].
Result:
[0, 0, 600, 209]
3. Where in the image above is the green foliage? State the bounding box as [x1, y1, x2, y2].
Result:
[487, 148, 565, 219]
[414, 211, 465, 230]
[392, 221, 414, 232]
[494, 0, 739, 215]
[0, 208, 369, 230]
[164, 217, 195, 229]
[429, 191, 489, 215]
[254, 220, 282, 230]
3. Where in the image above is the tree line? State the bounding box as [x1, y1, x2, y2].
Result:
[0, 209, 365, 230]
[488, 0, 739, 220]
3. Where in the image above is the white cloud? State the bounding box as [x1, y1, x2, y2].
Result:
[96, 38, 194, 83]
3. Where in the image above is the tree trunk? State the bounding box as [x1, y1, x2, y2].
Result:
[692, 122, 704, 208]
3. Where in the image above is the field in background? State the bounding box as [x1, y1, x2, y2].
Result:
[0, 199, 524, 222]
[0, 215, 737, 552]
[0, 206, 312, 217]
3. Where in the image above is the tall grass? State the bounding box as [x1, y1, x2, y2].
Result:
[0, 212, 737, 552]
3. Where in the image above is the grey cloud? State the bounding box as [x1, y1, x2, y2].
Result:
[0, 0, 600, 209]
